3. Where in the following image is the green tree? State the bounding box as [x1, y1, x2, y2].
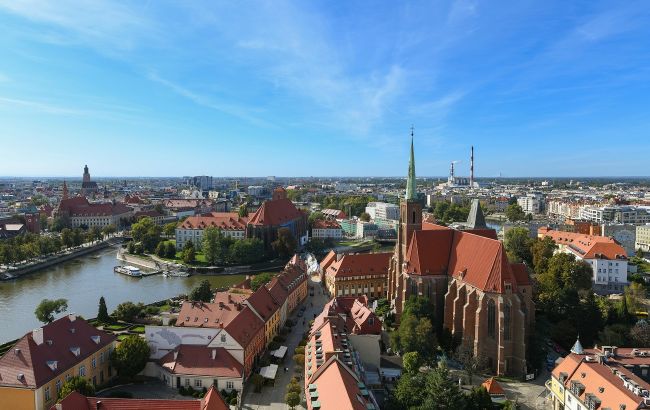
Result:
[285, 392, 300, 410]
[229, 238, 265, 264]
[112, 301, 143, 322]
[163, 222, 177, 237]
[97, 296, 110, 323]
[505, 203, 526, 222]
[189, 280, 213, 302]
[57, 376, 95, 402]
[359, 212, 371, 222]
[422, 363, 467, 409]
[538, 253, 592, 293]
[155, 241, 167, 258]
[102, 224, 116, 238]
[61, 228, 73, 248]
[202, 227, 221, 265]
[293, 354, 305, 366]
[89, 226, 102, 242]
[375, 298, 391, 318]
[308, 211, 324, 225]
[238, 204, 249, 218]
[165, 242, 177, 259]
[504, 227, 532, 265]
[272, 227, 297, 258]
[72, 228, 84, 246]
[630, 321, 650, 345]
[251, 272, 274, 291]
[110, 335, 151, 379]
[531, 236, 557, 274]
[182, 240, 196, 264]
[35, 298, 68, 323]
[394, 371, 427, 408]
[455, 344, 487, 385]
[131, 217, 162, 253]
[467, 386, 494, 410]
[403, 351, 421, 374]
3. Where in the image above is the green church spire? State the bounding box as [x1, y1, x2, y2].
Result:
[406, 126, 417, 201]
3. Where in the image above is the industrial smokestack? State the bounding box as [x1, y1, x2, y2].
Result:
[450, 162, 455, 178]
[470, 146, 474, 187]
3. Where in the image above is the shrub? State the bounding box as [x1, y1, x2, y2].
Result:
[230, 397, 238, 405]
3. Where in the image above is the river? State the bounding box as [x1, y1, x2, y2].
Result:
[0, 248, 246, 343]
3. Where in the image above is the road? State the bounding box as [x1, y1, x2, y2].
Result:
[242, 275, 329, 410]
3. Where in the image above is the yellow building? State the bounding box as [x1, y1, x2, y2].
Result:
[324, 252, 391, 299]
[0, 314, 117, 410]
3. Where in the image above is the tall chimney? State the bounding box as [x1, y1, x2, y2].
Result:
[211, 349, 216, 360]
[470, 145, 474, 188]
[32, 328, 44, 345]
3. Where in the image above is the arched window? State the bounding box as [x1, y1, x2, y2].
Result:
[504, 302, 512, 341]
[412, 211, 416, 224]
[410, 280, 418, 297]
[487, 299, 496, 338]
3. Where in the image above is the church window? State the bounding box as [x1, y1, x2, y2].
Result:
[487, 299, 496, 338]
[410, 281, 418, 296]
[504, 302, 512, 341]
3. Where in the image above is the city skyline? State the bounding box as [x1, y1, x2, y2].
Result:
[1, 1, 650, 177]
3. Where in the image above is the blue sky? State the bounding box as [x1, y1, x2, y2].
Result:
[0, 1, 649, 177]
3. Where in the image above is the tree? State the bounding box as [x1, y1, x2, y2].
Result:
[165, 242, 177, 259]
[272, 227, 297, 258]
[403, 351, 421, 374]
[422, 363, 467, 409]
[102, 224, 116, 238]
[72, 228, 84, 246]
[359, 212, 371, 222]
[467, 386, 494, 410]
[251, 272, 274, 291]
[182, 240, 196, 264]
[35, 298, 68, 323]
[110, 335, 150, 379]
[394, 371, 427, 408]
[285, 392, 300, 410]
[293, 354, 305, 366]
[163, 222, 177, 237]
[630, 321, 650, 345]
[131, 217, 162, 253]
[504, 227, 532, 265]
[202, 227, 221, 265]
[57, 376, 95, 402]
[229, 238, 265, 264]
[531, 236, 557, 274]
[505, 203, 526, 222]
[455, 344, 487, 385]
[89, 226, 102, 243]
[112, 301, 143, 322]
[189, 280, 213, 302]
[155, 241, 166, 258]
[539, 253, 592, 293]
[375, 298, 391, 318]
[238, 204, 249, 218]
[97, 296, 110, 323]
[308, 211, 324, 225]
[61, 228, 73, 248]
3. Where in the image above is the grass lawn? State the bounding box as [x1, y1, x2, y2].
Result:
[105, 324, 128, 331]
[130, 326, 145, 334]
[117, 334, 129, 342]
[338, 239, 373, 247]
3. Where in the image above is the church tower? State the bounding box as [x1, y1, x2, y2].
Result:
[83, 165, 91, 183]
[62, 180, 69, 200]
[388, 128, 422, 318]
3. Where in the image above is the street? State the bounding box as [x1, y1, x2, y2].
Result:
[242, 275, 329, 410]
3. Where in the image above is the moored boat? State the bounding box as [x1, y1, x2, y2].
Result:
[113, 265, 142, 277]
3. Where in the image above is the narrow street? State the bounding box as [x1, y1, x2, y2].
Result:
[242, 275, 329, 410]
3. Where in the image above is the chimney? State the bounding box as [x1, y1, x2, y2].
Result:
[211, 349, 216, 360]
[33, 328, 44, 346]
[470, 145, 474, 187]
[173, 351, 179, 360]
[95, 400, 102, 409]
[68, 313, 76, 322]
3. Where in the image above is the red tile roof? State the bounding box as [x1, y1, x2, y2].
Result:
[312, 219, 342, 229]
[319, 250, 338, 273]
[540, 228, 628, 259]
[53, 386, 228, 410]
[325, 252, 391, 278]
[224, 306, 264, 349]
[0, 315, 116, 389]
[482, 377, 505, 395]
[306, 356, 371, 410]
[248, 198, 303, 226]
[58, 197, 132, 217]
[245, 285, 280, 321]
[159, 345, 242, 378]
[179, 212, 248, 231]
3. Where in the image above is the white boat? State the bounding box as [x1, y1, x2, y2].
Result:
[114, 265, 142, 277]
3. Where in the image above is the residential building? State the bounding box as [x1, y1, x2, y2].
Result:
[548, 341, 650, 410]
[539, 227, 628, 294]
[637, 224, 650, 253]
[338, 218, 358, 237]
[579, 205, 650, 225]
[0, 315, 117, 410]
[517, 193, 544, 214]
[244, 285, 282, 347]
[53, 386, 229, 410]
[387, 138, 534, 377]
[175, 212, 248, 250]
[303, 311, 379, 410]
[133, 209, 165, 225]
[324, 252, 391, 299]
[247, 187, 308, 248]
[356, 221, 378, 238]
[365, 202, 399, 221]
[321, 209, 346, 219]
[311, 219, 343, 240]
[601, 223, 637, 256]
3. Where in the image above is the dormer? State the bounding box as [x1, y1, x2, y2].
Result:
[90, 335, 101, 345]
[70, 346, 81, 357]
[47, 360, 58, 371]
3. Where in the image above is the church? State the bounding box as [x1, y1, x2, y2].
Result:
[387, 136, 534, 377]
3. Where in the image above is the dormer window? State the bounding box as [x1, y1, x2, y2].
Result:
[90, 335, 100, 344]
[47, 360, 58, 371]
[70, 347, 81, 357]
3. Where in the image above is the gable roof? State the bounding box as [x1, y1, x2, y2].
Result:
[325, 252, 391, 278]
[0, 315, 116, 389]
[248, 198, 303, 226]
[224, 306, 264, 348]
[540, 228, 628, 259]
[245, 285, 280, 320]
[482, 377, 506, 395]
[320, 250, 338, 273]
[179, 212, 248, 231]
[159, 345, 242, 378]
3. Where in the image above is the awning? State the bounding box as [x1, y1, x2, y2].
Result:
[271, 346, 288, 359]
[259, 364, 279, 380]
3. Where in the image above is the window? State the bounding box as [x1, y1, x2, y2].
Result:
[226, 381, 235, 390]
[504, 303, 512, 341]
[221, 334, 226, 343]
[185, 379, 190, 387]
[487, 299, 496, 338]
[100, 352, 105, 363]
[45, 386, 51, 401]
[55, 380, 62, 393]
[79, 365, 86, 377]
[92, 357, 96, 368]
[195, 379, 202, 388]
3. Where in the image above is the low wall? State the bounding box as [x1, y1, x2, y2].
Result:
[116, 252, 159, 270]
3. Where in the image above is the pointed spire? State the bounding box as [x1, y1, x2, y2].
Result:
[466, 199, 487, 229]
[570, 336, 584, 354]
[62, 180, 69, 200]
[406, 126, 417, 201]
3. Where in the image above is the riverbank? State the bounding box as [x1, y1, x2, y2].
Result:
[0, 237, 124, 281]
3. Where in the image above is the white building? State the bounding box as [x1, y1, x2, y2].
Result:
[579, 205, 650, 225]
[517, 193, 544, 215]
[636, 224, 650, 253]
[365, 202, 400, 221]
[311, 219, 343, 240]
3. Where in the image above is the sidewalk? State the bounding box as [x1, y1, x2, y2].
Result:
[242, 276, 329, 410]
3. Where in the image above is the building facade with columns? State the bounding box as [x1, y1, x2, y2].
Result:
[387, 136, 534, 377]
